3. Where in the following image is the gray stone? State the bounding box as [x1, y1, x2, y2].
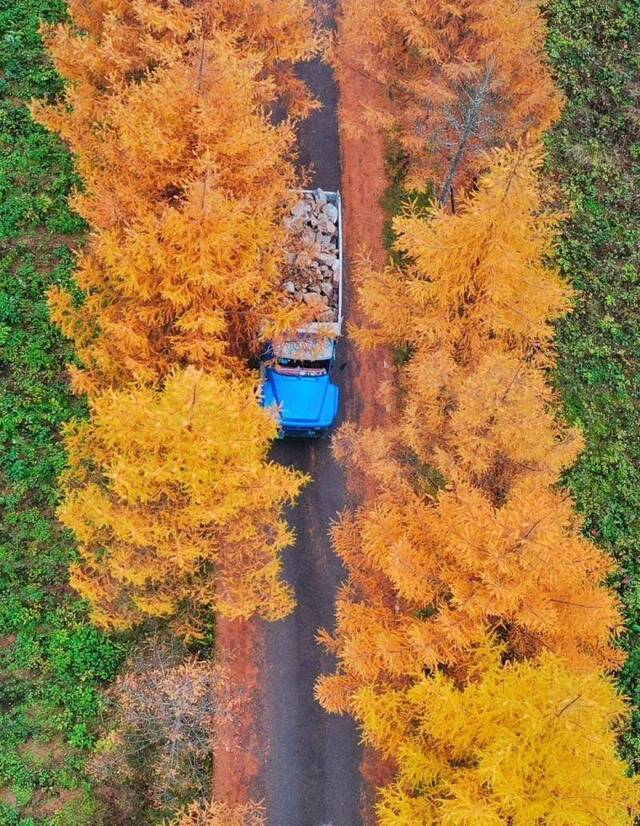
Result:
[292, 201, 311, 218]
[317, 308, 337, 323]
[283, 195, 341, 321]
[301, 227, 316, 247]
[324, 203, 339, 224]
[295, 251, 313, 268]
[284, 216, 306, 234]
[317, 216, 337, 236]
[303, 291, 328, 307]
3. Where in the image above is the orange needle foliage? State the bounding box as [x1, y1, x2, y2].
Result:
[60, 367, 306, 637]
[33, 0, 315, 628]
[353, 649, 639, 824]
[33, 0, 317, 395]
[316, 147, 623, 716]
[333, 0, 562, 194]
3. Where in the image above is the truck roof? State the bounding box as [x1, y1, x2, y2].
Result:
[273, 335, 335, 362]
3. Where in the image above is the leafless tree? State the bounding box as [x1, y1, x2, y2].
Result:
[90, 637, 223, 814]
[437, 60, 498, 207]
[172, 800, 265, 826]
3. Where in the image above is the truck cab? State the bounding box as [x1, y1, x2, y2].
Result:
[261, 335, 340, 439]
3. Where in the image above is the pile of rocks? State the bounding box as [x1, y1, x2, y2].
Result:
[282, 190, 340, 324]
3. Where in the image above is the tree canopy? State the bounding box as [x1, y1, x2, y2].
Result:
[35, 0, 317, 393]
[62, 368, 306, 636]
[334, 0, 562, 197]
[355, 650, 638, 825]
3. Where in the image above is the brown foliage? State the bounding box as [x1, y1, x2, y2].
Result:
[90, 637, 221, 813]
[333, 0, 563, 196]
[171, 799, 265, 826]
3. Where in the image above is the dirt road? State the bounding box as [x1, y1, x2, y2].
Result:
[260, 35, 364, 826]
[212, 1, 391, 819]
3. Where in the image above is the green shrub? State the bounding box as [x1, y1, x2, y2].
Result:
[545, 0, 640, 769]
[0, 2, 127, 822]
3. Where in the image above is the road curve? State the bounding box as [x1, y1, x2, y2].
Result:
[259, 10, 363, 826]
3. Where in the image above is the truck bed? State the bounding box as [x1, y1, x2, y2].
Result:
[282, 189, 343, 337]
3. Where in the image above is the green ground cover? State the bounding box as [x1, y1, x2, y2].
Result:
[545, 0, 640, 768]
[0, 2, 125, 822]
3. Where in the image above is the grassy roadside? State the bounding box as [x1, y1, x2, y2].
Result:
[545, 0, 640, 768]
[0, 2, 125, 822]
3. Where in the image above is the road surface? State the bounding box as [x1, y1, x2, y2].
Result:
[260, 12, 363, 826]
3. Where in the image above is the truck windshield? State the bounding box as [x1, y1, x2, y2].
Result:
[275, 358, 329, 377]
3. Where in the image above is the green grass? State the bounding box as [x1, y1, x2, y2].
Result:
[545, 0, 640, 769]
[381, 141, 435, 259]
[0, 2, 126, 821]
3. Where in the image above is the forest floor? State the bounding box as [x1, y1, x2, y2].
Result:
[213, 618, 264, 806]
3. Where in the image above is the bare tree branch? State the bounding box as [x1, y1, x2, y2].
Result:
[438, 62, 495, 207]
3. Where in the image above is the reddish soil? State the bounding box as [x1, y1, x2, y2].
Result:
[18, 737, 69, 766]
[23, 788, 82, 820]
[335, 31, 398, 826]
[212, 617, 265, 806]
[336, 63, 394, 432]
[0, 788, 17, 806]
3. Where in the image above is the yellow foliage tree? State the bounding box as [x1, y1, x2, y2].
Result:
[353, 650, 639, 825]
[316, 436, 620, 712]
[34, 0, 317, 630]
[60, 368, 306, 637]
[33, 0, 317, 394]
[357, 146, 572, 361]
[334, 0, 562, 196]
[316, 148, 622, 715]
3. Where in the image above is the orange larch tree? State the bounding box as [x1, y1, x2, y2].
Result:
[33, 0, 317, 395]
[354, 648, 639, 825]
[316, 147, 623, 715]
[334, 0, 562, 198]
[60, 367, 306, 636]
[34, 0, 316, 628]
[317, 144, 636, 820]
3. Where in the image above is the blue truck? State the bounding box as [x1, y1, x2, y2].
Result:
[260, 189, 344, 439]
